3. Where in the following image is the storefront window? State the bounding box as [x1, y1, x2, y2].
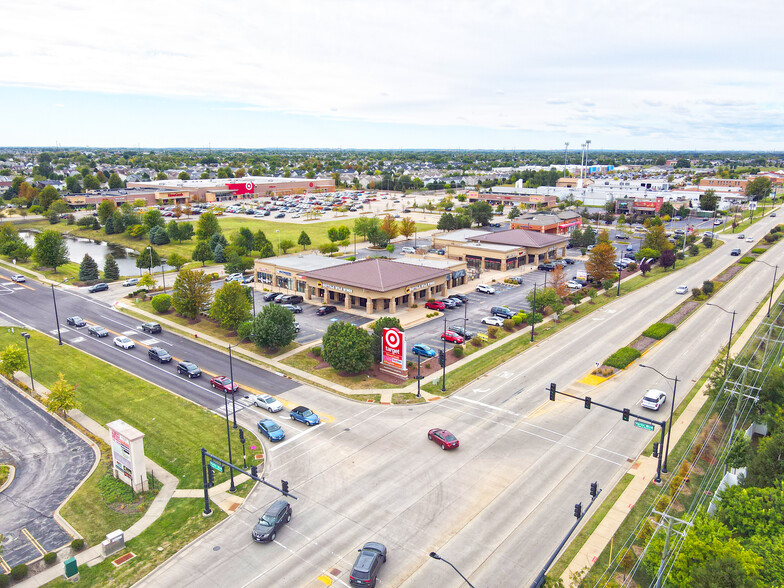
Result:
[485, 258, 501, 271]
[276, 276, 293, 289]
[296, 280, 306, 293]
[257, 271, 273, 285]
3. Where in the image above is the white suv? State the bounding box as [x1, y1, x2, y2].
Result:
[476, 284, 496, 294]
[400, 246, 417, 254]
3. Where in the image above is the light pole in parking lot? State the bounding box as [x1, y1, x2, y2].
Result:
[159, 259, 166, 292]
[21, 331, 33, 392]
[51, 283, 62, 345]
[227, 343, 238, 428]
[640, 364, 678, 473]
[429, 552, 475, 588]
[755, 260, 779, 317]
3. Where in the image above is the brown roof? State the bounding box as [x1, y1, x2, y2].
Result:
[302, 258, 451, 292]
[468, 229, 567, 247]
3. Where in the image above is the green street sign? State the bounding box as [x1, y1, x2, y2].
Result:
[209, 460, 225, 473]
[634, 420, 655, 431]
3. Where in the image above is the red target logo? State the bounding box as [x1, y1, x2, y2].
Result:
[382, 328, 404, 367]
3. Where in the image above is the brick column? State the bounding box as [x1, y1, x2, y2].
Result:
[389, 298, 396, 313]
[366, 298, 374, 314]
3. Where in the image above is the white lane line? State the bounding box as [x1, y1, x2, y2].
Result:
[449, 395, 520, 416]
[239, 539, 350, 588]
[269, 425, 322, 450]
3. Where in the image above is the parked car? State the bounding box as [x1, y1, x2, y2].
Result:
[176, 361, 202, 378]
[257, 419, 286, 442]
[289, 405, 320, 426]
[210, 376, 239, 393]
[349, 542, 387, 587]
[242, 275, 254, 284]
[67, 316, 86, 327]
[254, 394, 283, 412]
[148, 347, 172, 363]
[275, 212, 285, 218]
[279, 294, 303, 305]
[641, 389, 667, 410]
[563, 258, 576, 265]
[113, 336, 135, 349]
[224, 273, 243, 283]
[491, 306, 515, 319]
[316, 305, 337, 316]
[87, 325, 109, 337]
[537, 263, 556, 271]
[476, 284, 496, 294]
[440, 331, 464, 344]
[424, 300, 445, 311]
[122, 277, 139, 287]
[411, 343, 437, 358]
[262, 292, 279, 302]
[450, 326, 475, 340]
[440, 298, 457, 309]
[481, 316, 504, 327]
[282, 304, 302, 313]
[450, 293, 469, 303]
[675, 285, 689, 295]
[428, 427, 459, 450]
[400, 246, 417, 254]
[446, 296, 463, 306]
[10, 274, 25, 283]
[251, 499, 292, 542]
[566, 280, 583, 290]
[141, 322, 162, 334]
[87, 282, 109, 293]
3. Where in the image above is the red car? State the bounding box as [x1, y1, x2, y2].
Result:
[424, 300, 445, 311]
[440, 330, 464, 344]
[428, 428, 459, 450]
[210, 376, 239, 393]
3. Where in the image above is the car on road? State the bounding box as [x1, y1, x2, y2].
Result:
[257, 419, 286, 442]
[491, 306, 515, 319]
[251, 499, 292, 542]
[349, 542, 387, 587]
[746, 237, 753, 243]
[411, 343, 437, 358]
[440, 331, 464, 344]
[424, 300, 445, 311]
[67, 316, 86, 327]
[10, 274, 25, 283]
[771, 212, 777, 217]
[450, 326, 475, 341]
[282, 303, 302, 313]
[141, 322, 162, 334]
[210, 376, 239, 393]
[113, 336, 135, 349]
[148, 347, 172, 363]
[254, 394, 283, 412]
[675, 285, 689, 295]
[737, 234, 745, 239]
[481, 316, 504, 327]
[87, 325, 109, 337]
[316, 305, 337, 316]
[641, 389, 667, 410]
[450, 293, 469, 303]
[176, 361, 201, 378]
[714, 219, 723, 226]
[440, 298, 457, 309]
[87, 282, 109, 293]
[224, 273, 243, 283]
[563, 258, 576, 265]
[123, 278, 139, 287]
[290, 405, 320, 426]
[476, 284, 496, 294]
[730, 248, 741, 256]
[537, 263, 556, 271]
[428, 428, 459, 450]
[566, 280, 583, 290]
[626, 244, 634, 252]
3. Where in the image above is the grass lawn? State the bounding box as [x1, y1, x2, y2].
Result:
[0, 464, 9, 486]
[0, 330, 253, 489]
[282, 351, 409, 390]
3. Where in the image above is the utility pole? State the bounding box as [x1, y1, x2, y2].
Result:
[652, 511, 693, 588]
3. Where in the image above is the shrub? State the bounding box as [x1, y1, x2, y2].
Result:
[642, 323, 677, 340]
[0, 575, 8, 588]
[601, 279, 615, 291]
[512, 315, 523, 326]
[471, 338, 483, 348]
[764, 234, 776, 243]
[410, 303, 418, 309]
[604, 347, 642, 369]
[65, 213, 76, 225]
[691, 287, 702, 298]
[752, 248, 766, 254]
[487, 326, 498, 338]
[312, 346, 321, 357]
[738, 256, 754, 264]
[71, 538, 85, 551]
[150, 293, 172, 313]
[503, 318, 514, 330]
[702, 280, 715, 295]
[689, 244, 699, 256]
[346, 255, 356, 261]
[453, 345, 464, 358]
[43, 552, 57, 565]
[627, 261, 637, 271]
[9, 565, 28, 581]
[675, 251, 685, 260]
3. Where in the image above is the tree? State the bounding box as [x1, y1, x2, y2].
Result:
[209, 281, 252, 330]
[279, 239, 295, 254]
[258, 240, 275, 258]
[97, 199, 116, 224]
[166, 219, 182, 243]
[354, 216, 379, 239]
[196, 211, 221, 240]
[527, 287, 560, 313]
[582, 225, 597, 246]
[172, 269, 212, 318]
[44, 373, 81, 418]
[108, 173, 123, 189]
[178, 171, 190, 180]
[209, 232, 229, 253]
[380, 216, 399, 240]
[33, 230, 69, 272]
[437, 213, 457, 231]
[253, 230, 269, 252]
[508, 207, 520, 220]
[746, 177, 772, 202]
[192, 241, 212, 266]
[83, 174, 100, 190]
[298, 231, 311, 250]
[178, 222, 194, 242]
[322, 321, 373, 374]
[138, 273, 156, 289]
[660, 248, 676, 270]
[745, 427, 784, 487]
[100, 254, 119, 282]
[700, 189, 718, 211]
[659, 201, 676, 218]
[237, 227, 254, 252]
[319, 243, 339, 255]
[367, 226, 390, 248]
[143, 208, 164, 230]
[39, 185, 60, 211]
[370, 317, 403, 363]
[0, 344, 27, 382]
[250, 304, 296, 350]
[639, 260, 652, 276]
[469, 201, 493, 226]
[151, 293, 172, 313]
[586, 242, 617, 282]
[643, 224, 672, 252]
[136, 246, 160, 272]
[149, 225, 170, 245]
[399, 217, 415, 239]
[65, 176, 82, 194]
[49, 200, 71, 215]
[155, 172, 167, 180]
[674, 158, 691, 168]
[549, 265, 569, 299]
[213, 244, 226, 263]
[78, 253, 100, 282]
[167, 252, 187, 270]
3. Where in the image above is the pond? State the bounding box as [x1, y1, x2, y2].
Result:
[19, 231, 166, 276]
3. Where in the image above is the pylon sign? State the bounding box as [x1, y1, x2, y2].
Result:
[382, 328, 406, 370]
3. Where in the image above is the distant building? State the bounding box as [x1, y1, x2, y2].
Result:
[511, 211, 582, 235]
[127, 176, 335, 202]
[467, 190, 558, 209]
[699, 178, 748, 190]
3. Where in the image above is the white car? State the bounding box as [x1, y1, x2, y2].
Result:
[400, 246, 417, 254]
[113, 336, 135, 349]
[675, 285, 689, 294]
[476, 284, 496, 294]
[123, 278, 139, 287]
[224, 273, 243, 283]
[481, 316, 504, 327]
[641, 389, 667, 410]
[254, 394, 284, 413]
[746, 237, 753, 243]
[566, 280, 583, 290]
[10, 274, 25, 283]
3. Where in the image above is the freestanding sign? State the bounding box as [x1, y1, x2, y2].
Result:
[107, 420, 148, 493]
[382, 328, 406, 370]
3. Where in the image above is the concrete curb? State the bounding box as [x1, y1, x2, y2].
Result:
[0, 464, 15, 493]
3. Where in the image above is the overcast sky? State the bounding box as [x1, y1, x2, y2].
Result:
[1, 0, 782, 150]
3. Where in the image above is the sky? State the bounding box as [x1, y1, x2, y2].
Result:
[1, 0, 782, 151]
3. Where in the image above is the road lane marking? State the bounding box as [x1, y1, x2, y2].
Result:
[239, 538, 351, 588]
[450, 395, 520, 415]
[0, 556, 10, 573]
[21, 528, 46, 556]
[268, 424, 322, 450]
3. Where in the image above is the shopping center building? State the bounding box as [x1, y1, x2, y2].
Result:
[127, 176, 334, 202]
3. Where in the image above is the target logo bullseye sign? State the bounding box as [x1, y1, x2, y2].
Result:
[382, 327, 406, 369]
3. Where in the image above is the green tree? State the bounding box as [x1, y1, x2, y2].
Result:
[469, 201, 493, 226]
[44, 372, 81, 418]
[745, 428, 784, 487]
[237, 227, 254, 252]
[582, 225, 597, 246]
[250, 303, 296, 350]
[209, 281, 252, 330]
[171, 269, 212, 319]
[103, 254, 120, 281]
[258, 240, 275, 258]
[224, 252, 253, 275]
[178, 222, 194, 242]
[674, 158, 691, 168]
[354, 216, 380, 239]
[643, 224, 672, 252]
[38, 185, 60, 211]
[167, 252, 187, 270]
[437, 213, 457, 231]
[367, 226, 390, 248]
[746, 177, 772, 201]
[196, 211, 221, 240]
[151, 293, 172, 313]
[138, 273, 156, 289]
[279, 239, 295, 254]
[136, 246, 160, 272]
[49, 200, 71, 215]
[298, 231, 311, 250]
[166, 219, 182, 243]
[700, 189, 718, 211]
[33, 230, 69, 272]
[83, 174, 101, 190]
[0, 343, 27, 382]
[370, 317, 403, 363]
[253, 230, 269, 252]
[192, 241, 213, 266]
[322, 321, 373, 374]
[585, 242, 617, 282]
[178, 171, 190, 180]
[213, 244, 226, 263]
[108, 173, 123, 189]
[208, 232, 229, 253]
[143, 208, 164, 230]
[97, 199, 116, 224]
[65, 176, 82, 193]
[526, 287, 560, 313]
[78, 253, 100, 282]
[155, 172, 167, 180]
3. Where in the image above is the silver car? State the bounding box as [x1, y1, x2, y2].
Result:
[254, 394, 284, 412]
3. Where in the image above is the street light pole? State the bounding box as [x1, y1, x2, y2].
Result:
[429, 552, 475, 588]
[441, 313, 447, 392]
[756, 260, 778, 317]
[159, 259, 166, 292]
[276, 229, 281, 255]
[51, 283, 62, 345]
[640, 364, 678, 474]
[530, 283, 537, 342]
[21, 332, 33, 392]
[228, 344, 238, 429]
[223, 390, 236, 492]
[706, 303, 736, 379]
[147, 246, 153, 275]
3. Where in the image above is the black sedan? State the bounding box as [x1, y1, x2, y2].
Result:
[176, 361, 202, 378]
[262, 292, 279, 302]
[67, 316, 86, 327]
[87, 325, 109, 337]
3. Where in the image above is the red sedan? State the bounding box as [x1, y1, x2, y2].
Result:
[440, 331, 464, 344]
[425, 300, 445, 311]
[210, 376, 239, 393]
[428, 428, 459, 450]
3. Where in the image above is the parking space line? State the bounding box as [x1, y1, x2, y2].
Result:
[21, 528, 46, 556]
[0, 556, 10, 573]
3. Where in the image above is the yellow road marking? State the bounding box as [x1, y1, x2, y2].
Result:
[0, 556, 10, 573]
[578, 373, 609, 386]
[317, 575, 333, 586]
[21, 527, 46, 556]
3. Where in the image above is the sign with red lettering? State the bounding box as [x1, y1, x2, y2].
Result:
[227, 182, 256, 195]
[382, 328, 406, 369]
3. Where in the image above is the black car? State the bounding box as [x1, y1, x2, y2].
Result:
[537, 263, 556, 271]
[148, 347, 172, 363]
[316, 305, 337, 316]
[176, 361, 201, 378]
[262, 292, 279, 302]
[67, 316, 86, 327]
[450, 326, 475, 340]
[563, 258, 576, 265]
[141, 322, 162, 334]
[87, 325, 109, 337]
[273, 294, 286, 303]
[349, 542, 387, 587]
[450, 293, 469, 303]
[87, 282, 109, 293]
[251, 500, 292, 543]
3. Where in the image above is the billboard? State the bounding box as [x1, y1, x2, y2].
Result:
[226, 182, 256, 195]
[382, 328, 406, 370]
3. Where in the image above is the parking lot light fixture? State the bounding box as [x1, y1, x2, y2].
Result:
[755, 260, 778, 317]
[428, 552, 475, 588]
[705, 303, 736, 378]
[640, 364, 678, 473]
[21, 332, 33, 392]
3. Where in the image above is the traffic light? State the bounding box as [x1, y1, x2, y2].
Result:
[549, 382, 556, 401]
[653, 442, 660, 458]
[281, 479, 289, 496]
[584, 396, 592, 409]
[207, 468, 215, 488]
[250, 465, 258, 478]
[574, 503, 582, 519]
[590, 482, 598, 498]
[438, 350, 446, 367]
[622, 408, 630, 422]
